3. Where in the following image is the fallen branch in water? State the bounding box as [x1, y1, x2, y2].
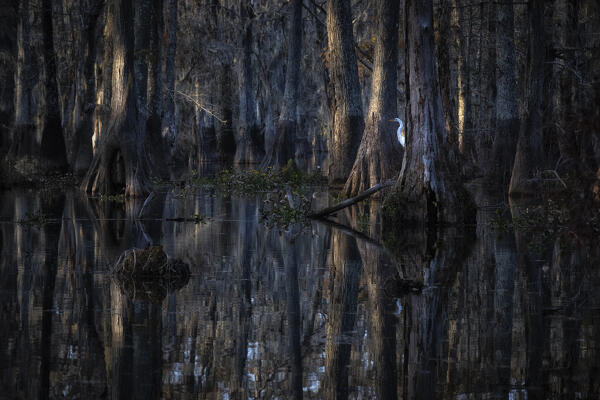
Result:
[308, 179, 395, 218]
[138, 191, 155, 219]
[314, 217, 384, 249]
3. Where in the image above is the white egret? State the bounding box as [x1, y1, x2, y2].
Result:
[393, 299, 403, 316]
[389, 118, 405, 147]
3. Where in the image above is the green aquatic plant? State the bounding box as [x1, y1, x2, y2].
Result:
[18, 211, 48, 227]
[489, 195, 600, 253]
[259, 191, 311, 228]
[184, 165, 328, 228]
[104, 193, 126, 203]
[187, 164, 327, 195]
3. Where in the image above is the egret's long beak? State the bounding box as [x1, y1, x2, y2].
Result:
[388, 119, 395, 122]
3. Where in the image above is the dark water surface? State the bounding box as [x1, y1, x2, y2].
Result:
[1, 187, 599, 399]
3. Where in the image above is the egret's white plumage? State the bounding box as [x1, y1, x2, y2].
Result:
[393, 299, 403, 316]
[391, 118, 405, 147]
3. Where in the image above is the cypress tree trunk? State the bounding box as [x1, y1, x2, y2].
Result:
[0, 1, 17, 151]
[148, 0, 163, 132]
[344, 0, 401, 196]
[554, 0, 584, 178]
[81, 0, 151, 198]
[217, 64, 236, 164]
[162, 0, 177, 148]
[265, 0, 302, 168]
[326, 0, 364, 184]
[479, 2, 496, 172]
[72, 1, 104, 176]
[211, 1, 236, 165]
[383, 0, 472, 226]
[10, 0, 37, 158]
[436, 0, 458, 145]
[509, 0, 545, 195]
[147, 0, 168, 176]
[134, 0, 152, 176]
[196, 0, 219, 165]
[312, 0, 333, 170]
[456, 0, 475, 164]
[92, 2, 114, 155]
[40, 0, 68, 171]
[234, 0, 263, 165]
[491, 0, 519, 184]
[134, 0, 151, 116]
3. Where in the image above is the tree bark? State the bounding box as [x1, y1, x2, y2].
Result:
[326, 0, 364, 184]
[10, 0, 37, 158]
[196, 0, 219, 165]
[134, 0, 152, 177]
[81, 0, 151, 198]
[72, 1, 104, 176]
[92, 2, 114, 155]
[40, 0, 68, 171]
[509, 0, 545, 195]
[135, 0, 152, 117]
[162, 0, 177, 148]
[344, 0, 401, 196]
[147, 0, 168, 177]
[312, 0, 334, 170]
[383, 0, 472, 226]
[0, 1, 17, 150]
[436, 0, 458, 145]
[491, 0, 519, 184]
[554, 0, 584, 178]
[455, 0, 475, 165]
[265, 0, 303, 168]
[234, 0, 263, 165]
[479, 1, 497, 173]
[217, 64, 236, 164]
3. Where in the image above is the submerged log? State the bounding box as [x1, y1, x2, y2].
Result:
[308, 180, 395, 218]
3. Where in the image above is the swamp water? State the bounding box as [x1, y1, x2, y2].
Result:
[0, 186, 599, 399]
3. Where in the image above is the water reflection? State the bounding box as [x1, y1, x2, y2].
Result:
[0, 187, 599, 399]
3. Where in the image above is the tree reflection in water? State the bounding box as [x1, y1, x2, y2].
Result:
[0, 187, 599, 399]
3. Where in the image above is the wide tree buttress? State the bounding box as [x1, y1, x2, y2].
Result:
[383, 0, 472, 226]
[344, 0, 402, 196]
[81, 0, 151, 198]
[326, 0, 364, 185]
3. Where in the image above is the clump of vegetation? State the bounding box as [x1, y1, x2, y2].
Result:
[188, 161, 327, 195]
[490, 195, 600, 251]
[111, 246, 191, 303]
[98, 193, 126, 203]
[18, 211, 48, 227]
[259, 190, 312, 228]
[1, 156, 76, 190]
[184, 163, 327, 228]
